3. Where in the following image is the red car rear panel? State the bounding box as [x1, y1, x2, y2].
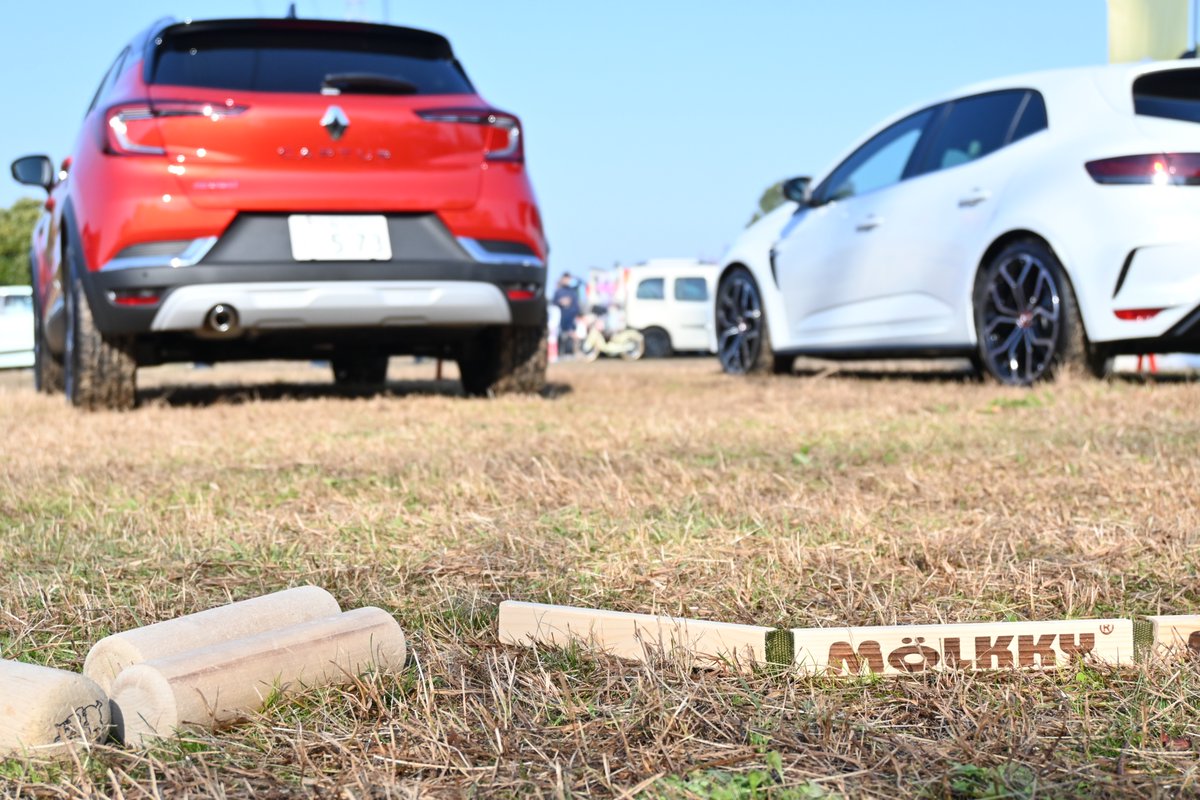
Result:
[68, 18, 546, 271]
[142, 89, 490, 212]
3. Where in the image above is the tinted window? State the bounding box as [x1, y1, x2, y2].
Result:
[1010, 91, 1049, 143]
[1, 295, 31, 314]
[636, 279, 664, 300]
[1134, 69, 1200, 123]
[674, 277, 708, 302]
[152, 28, 473, 95]
[87, 48, 129, 114]
[917, 91, 1026, 174]
[816, 108, 935, 203]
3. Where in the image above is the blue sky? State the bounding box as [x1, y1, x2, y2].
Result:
[0, 1, 1126, 277]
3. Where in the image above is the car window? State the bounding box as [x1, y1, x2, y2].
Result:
[636, 278, 664, 300]
[152, 28, 473, 95]
[1, 295, 31, 314]
[674, 278, 708, 302]
[915, 91, 1027, 174]
[86, 48, 129, 114]
[1009, 91, 1048, 143]
[1133, 68, 1200, 123]
[816, 108, 936, 203]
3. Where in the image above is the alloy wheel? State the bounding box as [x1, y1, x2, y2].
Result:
[717, 272, 763, 374]
[981, 252, 1061, 385]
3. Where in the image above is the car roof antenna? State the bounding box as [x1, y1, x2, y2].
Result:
[286, 3, 298, 18]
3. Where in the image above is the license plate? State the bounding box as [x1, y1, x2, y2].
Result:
[287, 215, 392, 262]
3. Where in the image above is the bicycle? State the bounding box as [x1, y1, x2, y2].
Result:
[579, 324, 645, 361]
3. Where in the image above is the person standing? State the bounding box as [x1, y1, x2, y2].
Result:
[553, 274, 580, 356]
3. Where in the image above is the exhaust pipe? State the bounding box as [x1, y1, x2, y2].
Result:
[204, 304, 239, 334]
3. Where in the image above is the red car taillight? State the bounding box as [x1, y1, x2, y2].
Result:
[103, 100, 248, 156]
[416, 108, 524, 163]
[1085, 153, 1200, 185]
[108, 288, 162, 307]
[1114, 308, 1165, 321]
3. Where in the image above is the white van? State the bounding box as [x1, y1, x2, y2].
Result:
[0, 286, 34, 369]
[618, 260, 718, 357]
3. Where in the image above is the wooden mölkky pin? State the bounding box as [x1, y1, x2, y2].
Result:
[0, 660, 111, 758]
[498, 601, 778, 667]
[1143, 615, 1200, 655]
[791, 618, 1135, 675]
[110, 607, 406, 746]
[85, 585, 341, 692]
[498, 601, 1142, 677]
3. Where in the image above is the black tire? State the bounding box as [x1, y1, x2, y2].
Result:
[1086, 347, 1115, 380]
[618, 330, 645, 361]
[64, 241, 137, 410]
[973, 238, 1107, 386]
[642, 328, 673, 359]
[715, 267, 790, 375]
[458, 325, 547, 397]
[31, 281, 64, 395]
[331, 354, 389, 388]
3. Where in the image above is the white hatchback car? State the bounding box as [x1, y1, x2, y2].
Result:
[716, 61, 1200, 384]
[0, 286, 34, 369]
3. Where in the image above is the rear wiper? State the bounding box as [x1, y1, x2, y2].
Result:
[321, 73, 419, 96]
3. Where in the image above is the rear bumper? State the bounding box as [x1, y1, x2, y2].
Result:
[1088, 240, 1200, 348]
[1058, 184, 1200, 345]
[80, 212, 547, 335]
[1098, 301, 1200, 355]
[84, 260, 546, 334]
[149, 280, 513, 331]
[1114, 242, 1200, 312]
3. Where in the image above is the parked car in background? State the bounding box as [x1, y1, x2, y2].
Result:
[11, 15, 547, 409]
[717, 61, 1200, 385]
[0, 286, 34, 369]
[625, 260, 718, 357]
[589, 259, 717, 357]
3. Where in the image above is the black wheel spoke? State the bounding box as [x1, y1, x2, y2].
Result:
[988, 283, 1018, 316]
[988, 327, 1022, 359]
[1012, 256, 1033, 308]
[985, 314, 1018, 335]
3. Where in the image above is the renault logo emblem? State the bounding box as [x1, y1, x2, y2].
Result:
[320, 106, 350, 141]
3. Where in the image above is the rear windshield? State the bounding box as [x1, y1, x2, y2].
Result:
[151, 27, 473, 95]
[1133, 69, 1200, 123]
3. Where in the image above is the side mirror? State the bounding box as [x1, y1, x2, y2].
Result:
[11, 155, 55, 191]
[782, 176, 813, 206]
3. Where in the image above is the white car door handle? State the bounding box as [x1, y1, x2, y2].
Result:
[856, 215, 882, 232]
[958, 190, 991, 208]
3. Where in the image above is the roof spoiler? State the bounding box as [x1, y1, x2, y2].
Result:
[141, 16, 457, 84]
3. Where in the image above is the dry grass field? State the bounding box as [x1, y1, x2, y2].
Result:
[1, 356, 1199, 798]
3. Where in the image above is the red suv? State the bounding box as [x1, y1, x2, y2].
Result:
[11, 17, 548, 409]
